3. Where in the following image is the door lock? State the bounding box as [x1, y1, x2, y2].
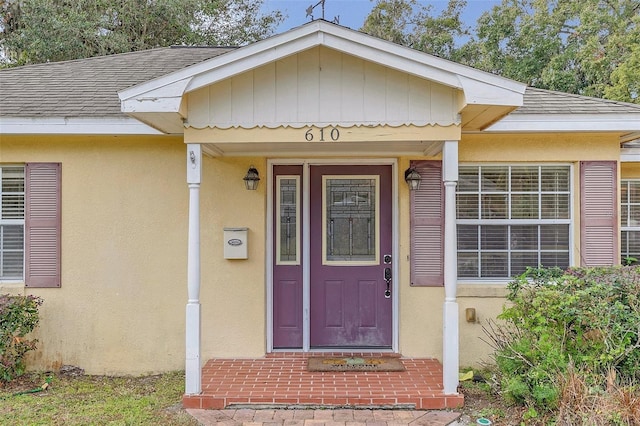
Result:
[384, 267, 391, 299]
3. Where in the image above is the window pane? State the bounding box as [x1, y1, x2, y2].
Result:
[541, 225, 569, 250]
[511, 225, 538, 250]
[0, 224, 24, 279]
[481, 253, 507, 277]
[457, 225, 478, 249]
[511, 252, 539, 276]
[457, 194, 479, 219]
[622, 205, 629, 227]
[541, 194, 569, 219]
[1, 168, 25, 192]
[278, 178, 298, 263]
[481, 194, 507, 219]
[458, 253, 478, 277]
[1, 167, 25, 220]
[481, 225, 507, 250]
[629, 182, 640, 204]
[624, 230, 640, 257]
[512, 194, 539, 219]
[541, 167, 570, 192]
[511, 166, 538, 192]
[630, 205, 640, 226]
[325, 178, 376, 262]
[541, 252, 569, 269]
[458, 166, 479, 191]
[481, 167, 508, 192]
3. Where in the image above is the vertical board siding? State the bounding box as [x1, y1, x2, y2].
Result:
[186, 47, 458, 129]
[580, 161, 618, 266]
[25, 163, 61, 288]
[410, 161, 444, 286]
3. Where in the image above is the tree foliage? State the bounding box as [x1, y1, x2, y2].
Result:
[0, 0, 283, 66]
[471, 0, 640, 101]
[361, 0, 640, 103]
[360, 0, 471, 62]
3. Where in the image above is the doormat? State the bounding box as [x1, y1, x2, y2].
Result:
[307, 356, 405, 372]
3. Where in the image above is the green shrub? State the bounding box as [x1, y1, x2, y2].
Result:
[0, 294, 43, 382]
[485, 266, 640, 411]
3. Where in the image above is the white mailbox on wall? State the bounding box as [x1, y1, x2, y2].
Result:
[224, 227, 248, 259]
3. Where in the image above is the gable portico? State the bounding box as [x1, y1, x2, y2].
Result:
[118, 20, 526, 400]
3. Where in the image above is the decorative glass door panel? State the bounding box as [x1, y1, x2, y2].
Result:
[277, 176, 300, 265]
[323, 176, 379, 265]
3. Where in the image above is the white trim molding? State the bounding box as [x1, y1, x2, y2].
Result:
[485, 113, 640, 133]
[0, 116, 163, 135]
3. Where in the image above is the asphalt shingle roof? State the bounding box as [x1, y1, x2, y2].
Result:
[0, 46, 233, 117]
[517, 87, 640, 115]
[1, 47, 639, 119]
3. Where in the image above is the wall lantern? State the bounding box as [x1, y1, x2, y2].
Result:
[404, 167, 422, 191]
[243, 166, 260, 190]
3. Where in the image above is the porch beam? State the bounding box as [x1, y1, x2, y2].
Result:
[185, 144, 202, 395]
[442, 140, 459, 395]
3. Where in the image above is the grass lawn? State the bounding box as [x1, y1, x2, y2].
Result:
[0, 371, 197, 425]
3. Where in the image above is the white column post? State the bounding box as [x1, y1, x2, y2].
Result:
[185, 144, 202, 395]
[442, 140, 459, 395]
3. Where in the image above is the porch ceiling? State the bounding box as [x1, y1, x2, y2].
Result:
[200, 140, 445, 157]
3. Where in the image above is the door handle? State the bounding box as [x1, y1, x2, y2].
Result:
[384, 267, 391, 298]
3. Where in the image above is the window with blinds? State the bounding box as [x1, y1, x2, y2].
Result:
[621, 179, 640, 264]
[456, 165, 571, 279]
[0, 166, 25, 281]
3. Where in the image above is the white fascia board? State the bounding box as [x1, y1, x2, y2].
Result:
[486, 113, 640, 132]
[0, 116, 163, 135]
[457, 76, 524, 107]
[120, 77, 191, 114]
[621, 148, 640, 162]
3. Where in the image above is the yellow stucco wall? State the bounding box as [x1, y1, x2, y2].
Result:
[0, 130, 623, 373]
[621, 162, 640, 179]
[1, 135, 266, 374]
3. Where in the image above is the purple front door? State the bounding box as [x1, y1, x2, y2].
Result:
[309, 165, 393, 348]
[272, 164, 393, 349]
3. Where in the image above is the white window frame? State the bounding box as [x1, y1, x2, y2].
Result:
[456, 163, 573, 281]
[621, 179, 640, 263]
[0, 165, 25, 283]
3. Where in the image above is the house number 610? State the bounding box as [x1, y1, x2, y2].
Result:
[304, 127, 340, 142]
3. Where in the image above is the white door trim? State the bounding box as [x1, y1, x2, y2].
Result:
[267, 158, 399, 353]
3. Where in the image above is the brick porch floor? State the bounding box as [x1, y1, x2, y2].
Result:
[182, 353, 464, 410]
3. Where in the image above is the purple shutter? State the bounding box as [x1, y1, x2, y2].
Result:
[25, 163, 61, 288]
[580, 161, 617, 266]
[410, 160, 444, 286]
